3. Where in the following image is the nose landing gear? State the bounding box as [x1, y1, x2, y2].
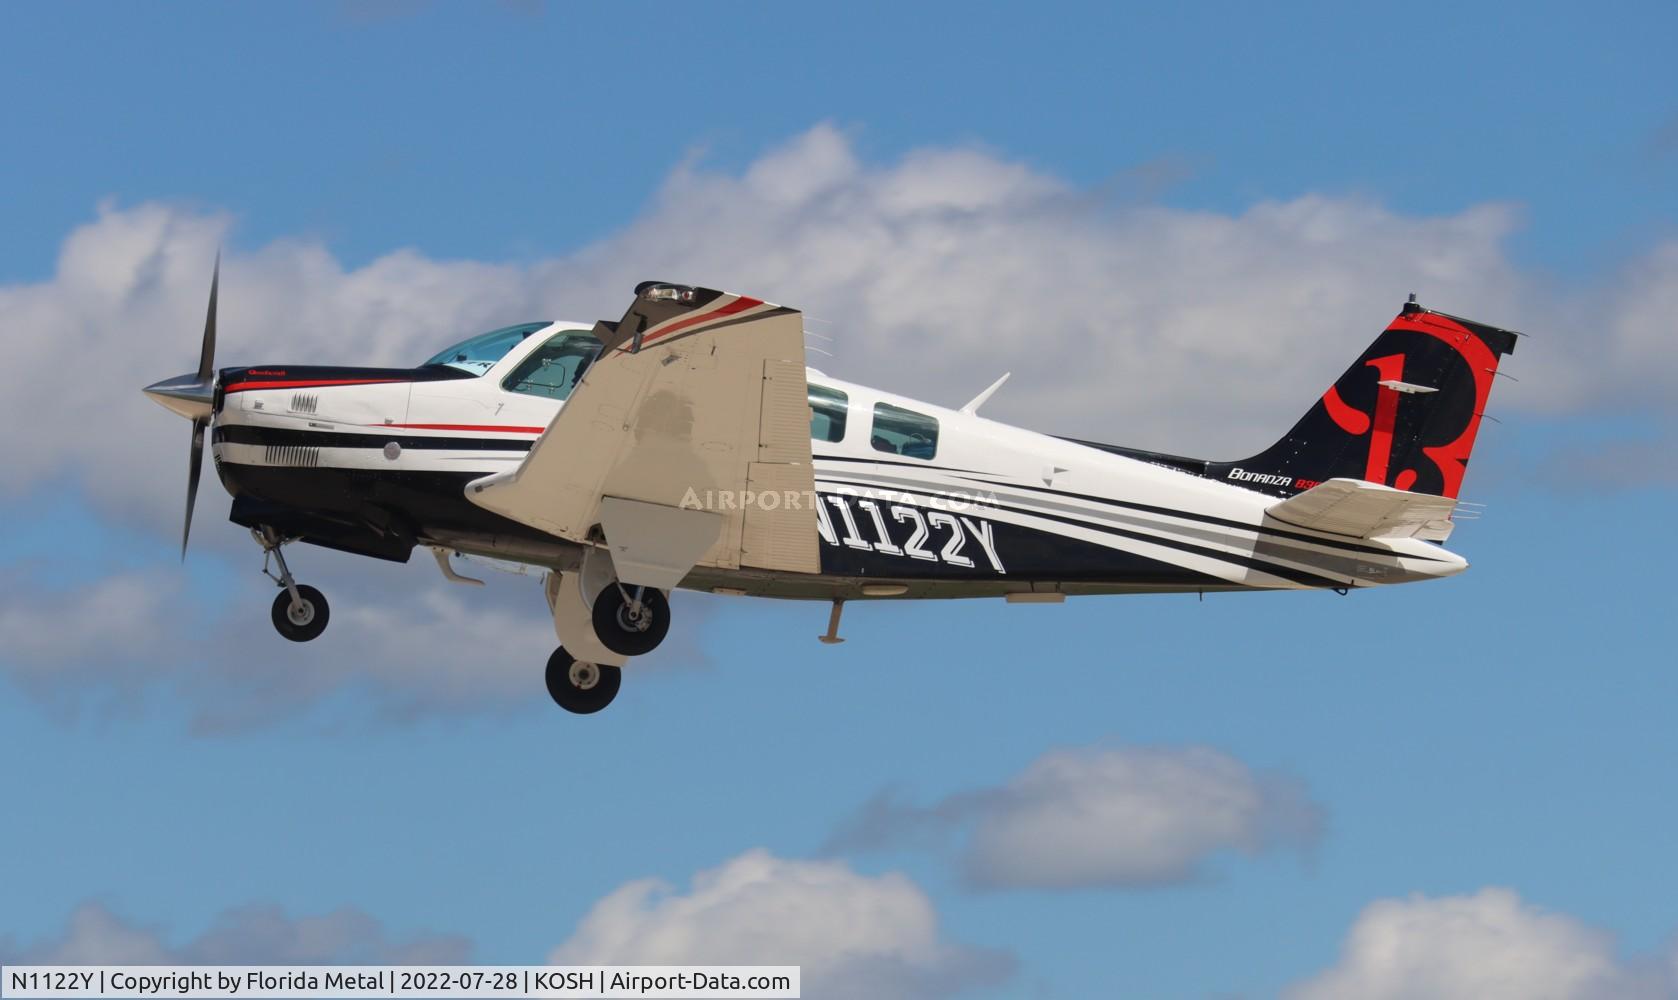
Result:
[255, 527, 330, 642]
[271, 584, 329, 642]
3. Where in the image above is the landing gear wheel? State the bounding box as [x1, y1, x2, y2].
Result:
[591, 586, 670, 657]
[270, 585, 329, 642]
[545, 647, 621, 714]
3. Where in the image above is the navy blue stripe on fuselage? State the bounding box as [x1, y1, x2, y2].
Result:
[812, 476, 1346, 589]
[811, 453, 1446, 563]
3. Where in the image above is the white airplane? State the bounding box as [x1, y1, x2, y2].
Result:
[145, 268, 1518, 713]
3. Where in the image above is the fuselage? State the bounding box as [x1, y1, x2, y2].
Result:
[209, 321, 1466, 601]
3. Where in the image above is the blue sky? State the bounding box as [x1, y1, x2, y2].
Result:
[2, 3, 1676, 998]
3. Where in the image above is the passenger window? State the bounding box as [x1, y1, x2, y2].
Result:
[871, 403, 939, 460]
[809, 384, 848, 443]
[502, 333, 603, 401]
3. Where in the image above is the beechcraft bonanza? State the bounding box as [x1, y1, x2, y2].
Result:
[145, 266, 1519, 713]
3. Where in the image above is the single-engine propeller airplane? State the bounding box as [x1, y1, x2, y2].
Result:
[145, 264, 1518, 713]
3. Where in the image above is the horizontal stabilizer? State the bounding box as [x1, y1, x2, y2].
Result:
[1266, 478, 1458, 541]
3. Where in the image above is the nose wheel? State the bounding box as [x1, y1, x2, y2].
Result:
[255, 526, 330, 643]
[271, 585, 330, 642]
[545, 647, 622, 714]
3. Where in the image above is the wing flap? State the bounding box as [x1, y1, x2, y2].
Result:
[758, 358, 813, 463]
[1266, 478, 1458, 540]
[742, 461, 821, 573]
[598, 497, 726, 591]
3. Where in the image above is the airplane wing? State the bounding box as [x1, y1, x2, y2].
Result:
[466, 283, 821, 589]
[1265, 478, 1459, 542]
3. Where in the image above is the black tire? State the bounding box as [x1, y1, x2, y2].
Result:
[271, 585, 329, 642]
[544, 647, 622, 714]
[591, 586, 670, 657]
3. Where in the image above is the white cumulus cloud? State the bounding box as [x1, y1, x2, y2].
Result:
[1286, 888, 1677, 1000]
[828, 742, 1322, 889]
[1, 901, 468, 965]
[551, 849, 1012, 1000]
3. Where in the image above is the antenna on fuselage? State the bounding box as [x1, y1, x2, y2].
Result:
[960, 372, 1011, 416]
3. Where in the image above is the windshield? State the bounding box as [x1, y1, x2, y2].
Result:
[422, 322, 552, 374]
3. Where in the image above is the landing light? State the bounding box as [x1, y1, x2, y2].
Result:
[640, 284, 695, 304]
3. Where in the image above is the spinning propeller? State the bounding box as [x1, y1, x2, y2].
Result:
[142, 253, 219, 559]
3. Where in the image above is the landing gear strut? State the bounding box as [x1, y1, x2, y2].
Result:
[591, 584, 670, 657]
[256, 527, 330, 642]
[545, 647, 621, 714]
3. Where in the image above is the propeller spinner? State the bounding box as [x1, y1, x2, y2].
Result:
[142, 253, 219, 558]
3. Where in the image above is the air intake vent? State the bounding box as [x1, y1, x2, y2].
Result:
[289, 393, 319, 414]
[264, 445, 321, 468]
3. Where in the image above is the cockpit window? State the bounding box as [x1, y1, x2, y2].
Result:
[422, 322, 552, 374]
[502, 332, 604, 401]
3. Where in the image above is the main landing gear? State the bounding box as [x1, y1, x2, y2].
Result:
[591, 585, 670, 657]
[540, 585, 665, 715]
[540, 565, 672, 715]
[545, 647, 622, 714]
[255, 527, 330, 642]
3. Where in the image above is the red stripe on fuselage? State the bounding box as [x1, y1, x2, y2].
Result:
[224, 378, 406, 392]
[379, 423, 544, 434]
